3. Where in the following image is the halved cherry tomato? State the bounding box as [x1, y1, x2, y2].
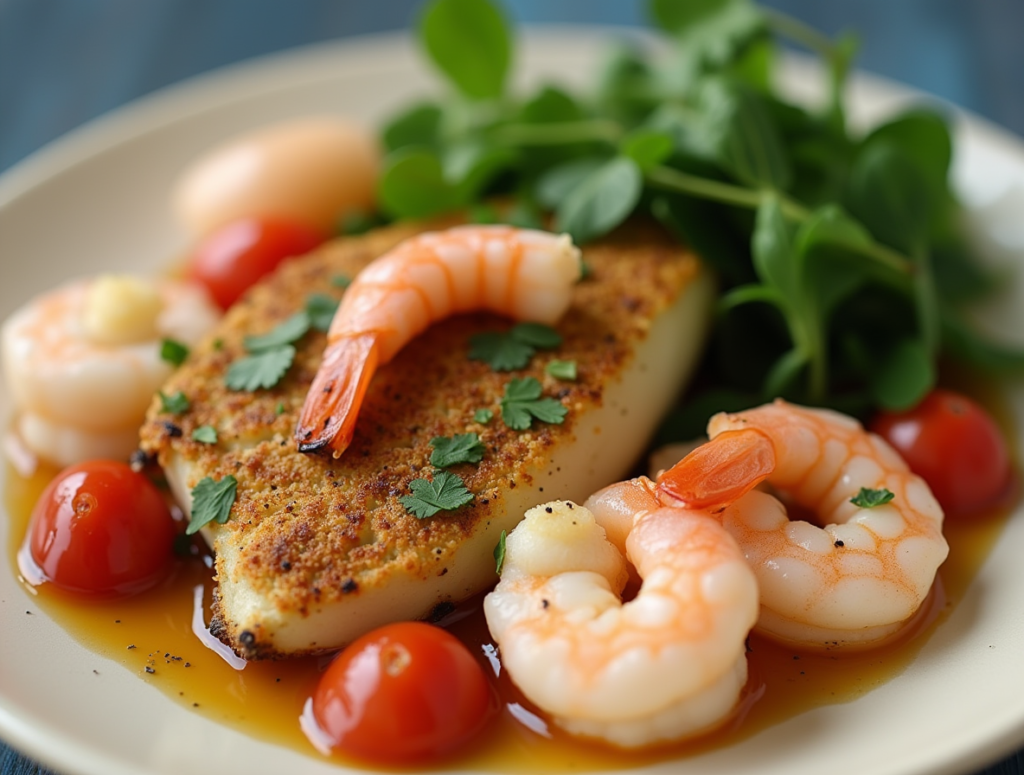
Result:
[870, 388, 1012, 517]
[24, 460, 176, 596]
[186, 216, 326, 309]
[310, 622, 494, 763]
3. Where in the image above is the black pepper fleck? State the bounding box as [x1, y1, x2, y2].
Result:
[834, 540, 845, 547]
[145, 667, 155, 674]
[342, 578, 359, 594]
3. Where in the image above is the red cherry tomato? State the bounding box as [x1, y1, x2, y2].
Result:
[870, 389, 1012, 517]
[24, 460, 177, 596]
[310, 622, 494, 763]
[187, 216, 326, 309]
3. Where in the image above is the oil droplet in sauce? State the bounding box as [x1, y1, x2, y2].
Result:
[2, 453, 1012, 772]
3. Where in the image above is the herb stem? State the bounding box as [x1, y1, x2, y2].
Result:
[490, 119, 622, 146]
[761, 8, 837, 61]
[646, 166, 809, 221]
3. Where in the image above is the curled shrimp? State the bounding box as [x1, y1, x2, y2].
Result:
[296, 225, 581, 456]
[1, 276, 219, 468]
[483, 497, 758, 749]
[658, 399, 950, 649]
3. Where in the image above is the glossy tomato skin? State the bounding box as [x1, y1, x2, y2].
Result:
[25, 460, 177, 596]
[186, 216, 326, 309]
[311, 621, 494, 764]
[870, 389, 1012, 517]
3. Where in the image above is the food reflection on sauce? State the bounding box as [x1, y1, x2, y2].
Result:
[2, 453, 1011, 772]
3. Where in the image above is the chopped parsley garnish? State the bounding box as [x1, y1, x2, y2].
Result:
[545, 359, 577, 381]
[474, 408, 494, 424]
[226, 346, 296, 391]
[160, 338, 189, 366]
[305, 293, 340, 332]
[331, 274, 352, 289]
[430, 433, 485, 467]
[494, 530, 507, 575]
[187, 475, 237, 535]
[400, 471, 474, 518]
[850, 487, 895, 508]
[191, 425, 218, 444]
[469, 322, 563, 371]
[275, 401, 286, 415]
[243, 313, 309, 353]
[159, 390, 190, 415]
[500, 377, 568, 430]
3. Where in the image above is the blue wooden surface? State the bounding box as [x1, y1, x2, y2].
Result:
[1, 1, 1023, 773]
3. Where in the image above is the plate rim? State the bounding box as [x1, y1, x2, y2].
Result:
[2, 24, 1024, 775]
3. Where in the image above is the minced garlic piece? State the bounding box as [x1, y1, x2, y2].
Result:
[82, 275, 163, 345]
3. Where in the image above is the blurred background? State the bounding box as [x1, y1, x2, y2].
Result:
[1, 1, 1023, 774]
[2, 0, 1023, 175]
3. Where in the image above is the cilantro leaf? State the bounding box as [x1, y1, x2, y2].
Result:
[469, 323, 564, 371]
[850, 487, 895, 509]
[474, 408, 494, 424]
[500, 377, 568, 430]
[243, 313, 310, 353]
[160, 338, 189, 366]
[469, 331, 534, 371]
[430, 433, 485, 467]
[494, 529, 507, 575]
[191, 425, 218, 444]
[511, 322, 562, 349]
[546, 359, 577, 381]
[159, 390, 190, 414]
[226, 346, 296, 391]
[305, 293, 340, 332]
[187, 475, 237, 535]
[400, 471, 474, 518]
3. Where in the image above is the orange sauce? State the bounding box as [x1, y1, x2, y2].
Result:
[3, 450, 1011, 772]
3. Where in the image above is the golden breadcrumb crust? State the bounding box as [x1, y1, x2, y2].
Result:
[139, 218, 700, 658]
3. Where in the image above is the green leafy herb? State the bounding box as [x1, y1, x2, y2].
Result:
[400, 471, 475, 518]
[243, 313, 309, 353]
[420, 0, 511, 101]
[191, 425, 218, 444]
[546, 359, 577, 381]
[305, 294, 339, 333]
[187, 475, 238, 535]
[474, 408, 494, 424]
[226, 346, 296, 391]
[430, 433, 486, 467]
[275, 401, 286, 415]
[379, 0, 1024, 438]
[159, 391, 190, 415]
[469, 323, 563, 371]
[850, 487, 895, 509]
[160, 338, 189, 366]
[331, 274, 352, 289]
[494, 529, 507, 575]
[500, 377, 568, 430]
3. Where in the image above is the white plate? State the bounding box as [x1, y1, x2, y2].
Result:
[2, 27, 1024, 775]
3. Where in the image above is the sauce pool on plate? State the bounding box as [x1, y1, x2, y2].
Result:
[2, 447, 1012, 772]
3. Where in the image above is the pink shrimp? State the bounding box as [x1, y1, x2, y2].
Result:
[657, 399, 949, 648]
[295, 225, 581, 456]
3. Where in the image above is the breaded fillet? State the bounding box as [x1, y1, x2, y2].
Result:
[139, 219, 713, 659]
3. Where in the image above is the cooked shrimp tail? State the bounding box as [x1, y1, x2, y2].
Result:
[654, 399, 949, 649]
[296, 226, 581, 456]
[296, 332, 378, 454]
[658, 428, 775, 509]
